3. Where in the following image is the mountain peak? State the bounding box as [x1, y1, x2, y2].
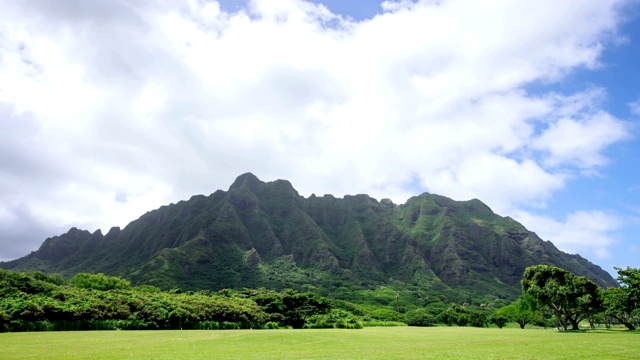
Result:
[229, 172, 263, 192]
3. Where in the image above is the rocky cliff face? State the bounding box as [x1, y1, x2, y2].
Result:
[2, 173, 616, 300]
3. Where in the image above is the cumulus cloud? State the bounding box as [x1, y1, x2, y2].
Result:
[532, 90, 630, 169]
[514, 210, 623, 260]
[0, 0, 632, 261]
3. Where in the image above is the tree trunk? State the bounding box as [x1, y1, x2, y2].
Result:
[552, 309, 567, 331]
[569, 318, 580, 330]
[556, 316, 567, 331]
[622, 322, 636, 331]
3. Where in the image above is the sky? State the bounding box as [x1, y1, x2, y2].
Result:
[1, 0, 639, 277]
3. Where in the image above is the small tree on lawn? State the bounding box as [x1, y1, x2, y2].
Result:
[489, 312, 508, 328]
[496, 293, 542, 329]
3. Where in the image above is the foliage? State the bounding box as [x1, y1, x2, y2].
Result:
[603, 267, 640, 330]
[370, 308, 406, 322]
[603, 288, 639, 331]
[5, 265, 636, 335]
[495, 293, 542, 329]
[404, 308, 436, 326]
[522, 265, 603, 330]
[304, 309, 363, 329]
[239, 288, 332, 329]
[0, 269, 273, 332]
[71, 273, 131, 291]
[134, 284, 162, 293]
[489, 313, 508, 328]
[437, 304, 487, 327]
[280, 290, 331, 328]
[465, 309, 488, 327]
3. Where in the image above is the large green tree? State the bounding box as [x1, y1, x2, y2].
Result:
[280, 290, 331, 328]
[240, 288, 331, 328]
[521, 265, 602, 331]
[603, 267, 639, 330]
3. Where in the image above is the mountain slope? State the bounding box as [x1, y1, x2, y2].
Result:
[1, 173, 615, 304]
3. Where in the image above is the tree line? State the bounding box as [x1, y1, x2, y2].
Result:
[1, 266, 637, 332]
[0, 269, 358, 332]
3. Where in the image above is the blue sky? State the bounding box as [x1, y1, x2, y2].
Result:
[1, 0, 639, 277]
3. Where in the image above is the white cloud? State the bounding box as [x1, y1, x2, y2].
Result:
[514, 210, 623, 260]
[381, 0, 419, 13]
[533, 110, 629, 169]
[0, 0, 633, 260]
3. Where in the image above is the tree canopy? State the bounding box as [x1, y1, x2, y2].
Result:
[521, 265, 602, 330]
[603, 267, 640, 330]
[71, 273, 131, 291]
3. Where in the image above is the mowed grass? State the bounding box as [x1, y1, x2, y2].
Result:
[1, 327, 637, 360]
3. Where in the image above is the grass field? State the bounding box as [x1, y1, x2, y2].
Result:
[1, 327, 637, 359]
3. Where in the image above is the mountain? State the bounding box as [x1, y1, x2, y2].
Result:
[1, 173, 616, 305]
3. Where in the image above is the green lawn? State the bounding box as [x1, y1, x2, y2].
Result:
[0, 327, 637, 360]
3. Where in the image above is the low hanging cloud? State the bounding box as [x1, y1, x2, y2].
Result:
[0, 0, 632, 261]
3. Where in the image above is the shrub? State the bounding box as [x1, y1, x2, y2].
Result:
[71, 273, 130, 291]
[304, 309, 363, 329]
[263, 321, 280, 329]
[371, 308, 405, 322]
[221, 321, 241, 330]
[405, 309, 436, 326]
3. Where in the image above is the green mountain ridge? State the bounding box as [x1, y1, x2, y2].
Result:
[1, 172, 616, 305]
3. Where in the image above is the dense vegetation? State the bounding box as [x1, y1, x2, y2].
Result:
[1, 173, 615, 309]
[0, 269, 362, 332]
[2, 266, 637, 333]
[1, 268, 494, 333]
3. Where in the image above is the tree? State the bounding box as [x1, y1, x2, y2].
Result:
[280, 290, 331, 328]
[615, 266, 640, 300]
[496, 293, 542, 329]
[404, 309, 436, 326]
[437, 304, 486, 327]
[371, 308, 405, 323]
[71, 273, 131, 291]
[489, 313, 508, 328]
[603, 267, 640, 330]
[438, 304, 464, 326]
[0, 309, 10, 331]
[521, 265, 602, 331]
[465, 310, 487, 328]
